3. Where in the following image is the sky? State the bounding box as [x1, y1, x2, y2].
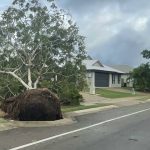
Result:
[0, 0, 150, 67]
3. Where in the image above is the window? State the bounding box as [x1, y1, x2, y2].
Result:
[118, 75, 121, 84]
[112, 74, 115, 84]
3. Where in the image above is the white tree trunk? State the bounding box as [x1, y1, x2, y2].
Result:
[27, 58, 33, 89]
[34, 76, 40, 89]
[28, 67, 33, 89]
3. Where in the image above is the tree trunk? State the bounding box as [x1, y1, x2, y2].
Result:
[34, 76, 40, 89]
[27, 57, 33, 89]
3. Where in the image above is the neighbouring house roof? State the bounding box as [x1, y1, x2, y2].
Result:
[83, 60, 124, 74]
[109, 65, 133, 73]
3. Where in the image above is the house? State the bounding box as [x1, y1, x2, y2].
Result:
[83, 60, 124, 94]
[109, 65, 133, 87]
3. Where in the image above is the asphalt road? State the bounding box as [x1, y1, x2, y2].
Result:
[1, 102, 150, 150]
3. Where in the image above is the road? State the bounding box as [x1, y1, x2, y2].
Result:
[1, 102, 150, 150]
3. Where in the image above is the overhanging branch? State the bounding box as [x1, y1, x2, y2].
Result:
[0, 70, 30, 89]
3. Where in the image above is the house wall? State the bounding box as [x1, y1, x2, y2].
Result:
[109, 73, 122, 88]
[86, 72, 123, 95]
[121, 74, 133, 87]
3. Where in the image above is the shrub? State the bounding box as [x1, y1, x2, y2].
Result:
[0, 75, 25, 100]
[131, 63, 150, 91]
[59, 82, 83, 106]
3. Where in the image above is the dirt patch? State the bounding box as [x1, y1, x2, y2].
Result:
[1, 88, 63, 121]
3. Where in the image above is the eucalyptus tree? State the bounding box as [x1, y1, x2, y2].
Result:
[0, 0, 86, 91]
[141, 50, 150, 59]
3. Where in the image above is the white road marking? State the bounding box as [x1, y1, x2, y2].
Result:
[9, 107, 150, 150]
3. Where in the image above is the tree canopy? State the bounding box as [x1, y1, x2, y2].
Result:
[0, 0, 87, 102]
[141, 50, 150, 59]
[0, 0, 85, 89]
[132, 50, 150, 91]
[132, 63, 150, 91]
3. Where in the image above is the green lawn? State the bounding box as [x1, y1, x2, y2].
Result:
[61, 103, 112, 113]
[0, 118, 8, 123]
[96, 88, 137, 99]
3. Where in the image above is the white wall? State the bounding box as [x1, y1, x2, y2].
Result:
[109, 74, 122, 88]
[121, 74, 133, 87]
[86, 72, 123, 94]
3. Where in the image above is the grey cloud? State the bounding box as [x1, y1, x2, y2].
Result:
[57, 0, 150, 66]
[1, 0, 148, 67]
[61, 0, 150, 15]
[89, 27, 149, 66]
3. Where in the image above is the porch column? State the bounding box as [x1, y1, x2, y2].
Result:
[90, 72, 95, 94]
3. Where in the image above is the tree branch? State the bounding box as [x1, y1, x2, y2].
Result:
[34, 75, 41, 89]
[0, 70, 30, 89]
[6, 85, 15, 96]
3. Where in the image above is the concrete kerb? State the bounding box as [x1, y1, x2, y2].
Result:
[0, 105, 117, 130]
[0, 117, 76, 131]
[10, 118, 76, 128]
[65, 105, 118, 117]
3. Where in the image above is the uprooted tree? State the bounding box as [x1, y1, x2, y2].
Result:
[0, 0, 86, 102]
[0, 0, 87, 120]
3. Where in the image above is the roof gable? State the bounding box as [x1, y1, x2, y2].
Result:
[93, 60, 104, 67]
[83, 60, 124, 73]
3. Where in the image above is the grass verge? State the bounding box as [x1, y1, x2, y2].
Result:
[96, 88, 138, 99]
[61, 103, 112, 113]
[0, 118, 7, 123]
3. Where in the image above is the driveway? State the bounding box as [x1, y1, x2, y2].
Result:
[1, 102, 150, 150]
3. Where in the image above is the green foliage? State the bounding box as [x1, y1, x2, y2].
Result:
[131, 50, 150, 91]
[131, 63, 150, 91]
[96, 88, 135, 98]
[57, 81, 83, 106]
[0, 0, 87, 105]
[38, 60, 86, 105]
[141, 50, 150, 59]
[0, 74, 25, 100]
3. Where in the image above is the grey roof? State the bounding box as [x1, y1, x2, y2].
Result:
[83, 60, 124, 73]
[109, 65, 133, 73]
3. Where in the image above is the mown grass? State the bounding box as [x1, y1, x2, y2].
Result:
[0, 118, 7, 123]
[96, 88, 138, 99]
[61, 103, 112, 113]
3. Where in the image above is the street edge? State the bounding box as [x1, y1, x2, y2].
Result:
[0, 105, 117, 130]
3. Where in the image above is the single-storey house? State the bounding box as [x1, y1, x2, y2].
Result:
[109, 65, 133, 87]
[83, 60, 124, 94]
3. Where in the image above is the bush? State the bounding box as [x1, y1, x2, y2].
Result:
[0, 75, 25, 100]
[131, 63, 150, 92]
[59, 83, 83, 106]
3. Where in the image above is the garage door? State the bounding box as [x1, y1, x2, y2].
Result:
[95, 72, 109, 87]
